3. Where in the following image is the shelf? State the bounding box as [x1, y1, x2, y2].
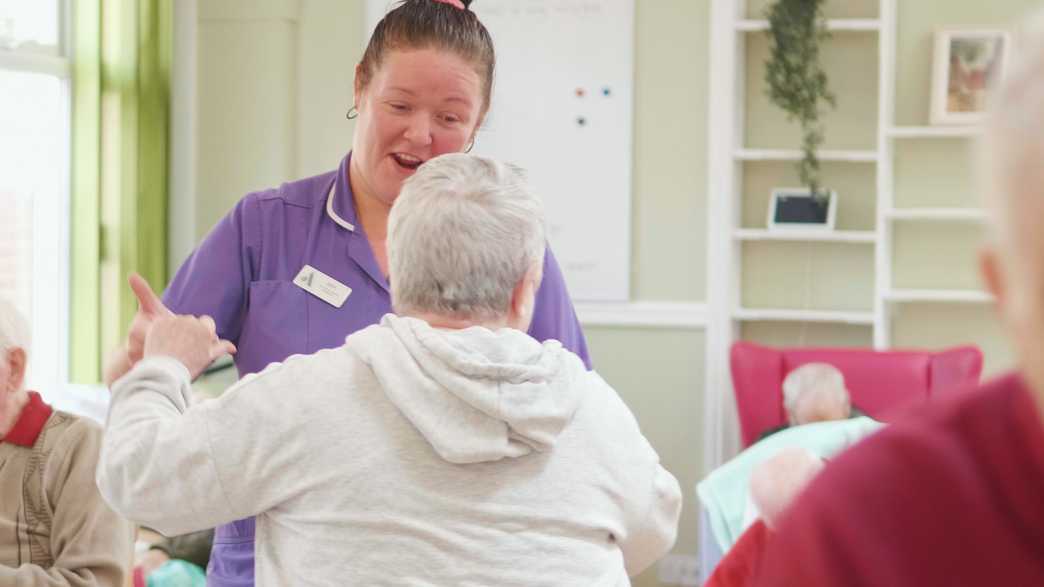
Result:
[733, 308, 875, 325]
[887, 126, 982, 139]
[886, 208, 986, 222]
[734, 229, 877, 243]
[734, 149, 878, 163]
[737, 19, 881, 32]
[884, 289, 994, 304]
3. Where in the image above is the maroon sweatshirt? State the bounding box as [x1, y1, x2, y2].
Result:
[754, 372, 1044, 587]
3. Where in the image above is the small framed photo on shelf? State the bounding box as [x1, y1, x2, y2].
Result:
[930, 29, 1012, 125]
[767, 188, 837, 231]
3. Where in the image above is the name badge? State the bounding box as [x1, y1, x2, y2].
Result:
[294, 264, 351, 308]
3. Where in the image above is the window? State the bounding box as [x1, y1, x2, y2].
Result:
[0, 0, 70, 393]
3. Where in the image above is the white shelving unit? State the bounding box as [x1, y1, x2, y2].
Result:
[884, 289, 994, 304]
[887, 126, 982, 138]
[886, 208, 987, 222]
[705, 0, 902, 465]
[733, 307, 876, 324]
[734, 148, 879, 162]
[733, 229, 877, 243]
[706, 0, 996, 470]
[736, 19, 882, 32]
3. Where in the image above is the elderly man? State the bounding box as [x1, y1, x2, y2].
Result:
[754, 14, 1044, 587]
[97, 153, 681, 586]
[757, 363, 860, 440]
[0, 299, 133, 586]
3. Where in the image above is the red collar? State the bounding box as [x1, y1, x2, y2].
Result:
[3, 392, 53, 447]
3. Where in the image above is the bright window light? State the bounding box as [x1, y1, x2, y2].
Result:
[0, 1, 69, 394]
[0, 0, 60, 54]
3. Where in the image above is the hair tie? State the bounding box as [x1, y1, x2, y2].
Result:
[432, 0, 466, 9]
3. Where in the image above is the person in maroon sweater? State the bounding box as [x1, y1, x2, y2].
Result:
[754, 14, 1044, 587]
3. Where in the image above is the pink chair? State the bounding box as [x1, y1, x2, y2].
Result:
[729, 341, 984, 447]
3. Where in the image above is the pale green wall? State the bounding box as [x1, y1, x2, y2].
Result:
[632, 0, 708, 301]
[584, 326, 705, 587]
[742, 242, 875, 311]
[887, 0, 1040, 377]
[195, 3, 300, 240]
[743, 161, 877, 231]
[891, 303, 1013, 375]
[577, 3, 710, 585]
[742, 322, 873, 348]
[744, 31, 879, 151]
[894, 0, 1038, 126]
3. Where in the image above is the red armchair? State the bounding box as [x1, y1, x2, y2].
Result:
[729, 342, 984, 447]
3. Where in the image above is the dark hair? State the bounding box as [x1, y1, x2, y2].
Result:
[359, 0, 495, 116]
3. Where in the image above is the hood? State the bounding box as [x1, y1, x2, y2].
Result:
[347, 314, 588, 464]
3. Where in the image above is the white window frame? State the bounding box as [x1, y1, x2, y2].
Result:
[0, 1, 72, 394]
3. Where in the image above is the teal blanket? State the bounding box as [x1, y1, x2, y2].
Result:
[147, 560, 206, 587]
[696, 416, 884, 551]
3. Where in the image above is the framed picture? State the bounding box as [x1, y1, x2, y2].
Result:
[930, 29, 1012, 125]
[767, 188, 837, 231]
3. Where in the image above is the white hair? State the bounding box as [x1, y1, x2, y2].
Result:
[782, 363, 849, 423]
[0, 298, 30, 356]
[981, 8, 1044, 248]
[388, 153, 546, 321]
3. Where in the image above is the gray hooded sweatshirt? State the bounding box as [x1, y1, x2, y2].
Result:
[98, 314, 681, 586]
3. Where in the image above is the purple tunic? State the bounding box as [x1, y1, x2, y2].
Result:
[162, 154, 591, 586]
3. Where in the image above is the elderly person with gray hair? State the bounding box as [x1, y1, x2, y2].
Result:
[0, 299, 133, 586]
[758, 363, 861, 440]
[97, 153, 681, 586]
[782, 363, 856, 425]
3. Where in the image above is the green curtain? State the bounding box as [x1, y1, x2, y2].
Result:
[71, 0, 172, 383]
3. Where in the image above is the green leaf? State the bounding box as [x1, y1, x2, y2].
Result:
[764, 0, 836, 197]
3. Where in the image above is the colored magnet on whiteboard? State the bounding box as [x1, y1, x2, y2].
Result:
[577, 116, 587, 127]
[602, 86, 612, 97]
[575, 88, 586, 98]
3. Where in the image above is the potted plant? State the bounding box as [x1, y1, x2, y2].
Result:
[764, 0, 836, 213]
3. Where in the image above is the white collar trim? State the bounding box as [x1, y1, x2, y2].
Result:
[325, 182, 355, 232]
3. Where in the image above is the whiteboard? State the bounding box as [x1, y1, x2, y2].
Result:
[365, 0, 634, 302]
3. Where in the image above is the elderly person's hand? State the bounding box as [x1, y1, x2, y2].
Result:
[144, 315, 236, 380]
[104, 274, 175, 387]
[126, 273, 174, 361]
[749, 448, 825, 529]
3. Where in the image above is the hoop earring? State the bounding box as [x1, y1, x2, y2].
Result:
[346, 106, 359, 120]
[464, 139, 475, 153]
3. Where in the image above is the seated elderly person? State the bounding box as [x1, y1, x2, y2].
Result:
[97, 153, 682, 586]
[0, 299, 134, 585]
[758, 362, 864, 440]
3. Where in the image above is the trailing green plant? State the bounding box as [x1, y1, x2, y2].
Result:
[764, 0, 836, 200]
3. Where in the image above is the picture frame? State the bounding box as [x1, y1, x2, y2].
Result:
[767, 188, 837, 231]
[930, 29, 1012, 125]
